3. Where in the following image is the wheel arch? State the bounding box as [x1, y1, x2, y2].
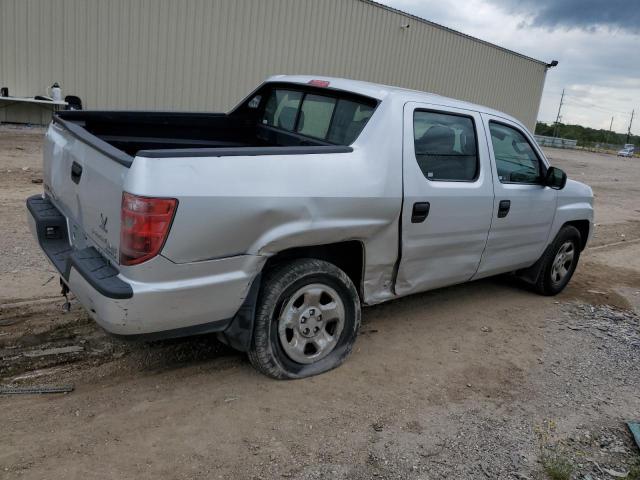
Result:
[516, 221, 586, 285]
[262, 240, 365, 299]
[219, 240, 365, 352]
[562, 219, 590, 251]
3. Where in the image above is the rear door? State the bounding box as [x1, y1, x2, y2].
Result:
[473, 114, 557, 279]
[43, 121, 128, 264]
[395, 103, 494, 296]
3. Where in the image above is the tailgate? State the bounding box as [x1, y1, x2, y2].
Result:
[44, 120, 129, 264]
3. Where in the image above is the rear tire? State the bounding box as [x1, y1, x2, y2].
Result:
[534, 225, 582, 296]
[248, 259, 361, 379]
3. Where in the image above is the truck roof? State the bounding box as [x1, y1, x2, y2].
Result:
[266, 74, 520, 126]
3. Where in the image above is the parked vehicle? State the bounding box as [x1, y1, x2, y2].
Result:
[27, 76, 594, 378]
[617, 146, 635, 157]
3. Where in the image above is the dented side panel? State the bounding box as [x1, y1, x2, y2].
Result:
[127, 97, 405, 305]
[395, 102, 495, 295]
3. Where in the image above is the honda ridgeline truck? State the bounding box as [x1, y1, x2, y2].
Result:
[27, 76, 593, 378]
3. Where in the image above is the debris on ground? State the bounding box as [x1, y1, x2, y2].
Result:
[0, 384, 74, 395]
[23, 345, 84, 357]
[561, 303, 639, 351]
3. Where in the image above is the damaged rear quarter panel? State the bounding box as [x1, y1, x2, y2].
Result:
[126, 103, 403, 304]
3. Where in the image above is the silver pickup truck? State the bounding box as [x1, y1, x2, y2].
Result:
[27, 75, 593, 378]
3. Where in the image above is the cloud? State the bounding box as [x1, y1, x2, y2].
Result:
[379, 0, 640, 134]
[487, 0, 640, 33]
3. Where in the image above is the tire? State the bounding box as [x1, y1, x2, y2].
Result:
[248, 259, 361, 379]
[534, 225, 582, 296]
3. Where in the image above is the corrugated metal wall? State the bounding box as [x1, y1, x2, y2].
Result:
[0, 0, 547, 129]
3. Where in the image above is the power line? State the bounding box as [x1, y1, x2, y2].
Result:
[538, 88, 635, 135]
[544, 89, 636, 121]
[541, 89, 638, 135]
[563, 98, 631, 116]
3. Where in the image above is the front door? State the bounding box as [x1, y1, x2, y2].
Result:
[394, 103, 494, 296]
[473, 114, 557, 279]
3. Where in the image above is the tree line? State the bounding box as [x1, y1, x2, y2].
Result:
[535, 122, 638, 147]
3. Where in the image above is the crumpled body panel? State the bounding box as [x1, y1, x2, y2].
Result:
[128, 98, 404, 304]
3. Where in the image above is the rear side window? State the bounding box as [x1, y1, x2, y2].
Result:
[413, 110, 478, 181]
[260, 88, 375, 144]
[261, 90, 303, 130]
[297, 94, 336, 139]
[489, 122, 542, 184]
[328, 100, 374, 145]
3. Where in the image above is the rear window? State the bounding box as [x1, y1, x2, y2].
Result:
[260, 88, 375, 144]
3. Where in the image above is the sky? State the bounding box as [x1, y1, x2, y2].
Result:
[378, 0, 640, 135]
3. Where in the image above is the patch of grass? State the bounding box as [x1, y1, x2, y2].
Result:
[540, 452, 573, 480]
[627, 461, 640, 480]
[534, 420, 576, 480]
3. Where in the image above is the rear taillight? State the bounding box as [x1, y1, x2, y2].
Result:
[120, 192, 177, 266]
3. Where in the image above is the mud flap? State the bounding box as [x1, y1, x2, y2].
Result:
[218, 273, 262, 352]
[515, 243, 554, 285]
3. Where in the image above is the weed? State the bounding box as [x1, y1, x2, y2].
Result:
[535, 420, 574, 480]
[540, 452, 573, 480]
[627, 461, 640, 480]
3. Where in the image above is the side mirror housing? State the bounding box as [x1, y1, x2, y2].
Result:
[545, 166, 567, 190]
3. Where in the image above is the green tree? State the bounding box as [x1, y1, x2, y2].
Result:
[535, 122, 639, 147]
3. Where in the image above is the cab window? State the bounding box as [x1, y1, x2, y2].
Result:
[297, 94, 336, 139]
[413, 110, 478, 182]
[489, 122, 543, 184]
[261, 90, 303, 131]
[260, 88, 376, 145]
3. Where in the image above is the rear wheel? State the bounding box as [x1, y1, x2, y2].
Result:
[248, 259, 361, 379]
[534, 225, 582, 295]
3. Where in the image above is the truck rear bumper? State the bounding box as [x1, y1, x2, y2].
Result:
[27, 195, 264, 339]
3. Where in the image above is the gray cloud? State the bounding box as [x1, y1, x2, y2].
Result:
[488, 0, 640, 32]
[379, 0, 639, 133]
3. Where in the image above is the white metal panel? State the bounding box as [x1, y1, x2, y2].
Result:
[0, 0, 547, 128]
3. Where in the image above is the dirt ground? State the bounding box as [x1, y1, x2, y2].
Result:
[1, 125, 639, 480]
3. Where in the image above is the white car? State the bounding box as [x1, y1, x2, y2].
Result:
[27, 75, 594, 378]
[617, 147, 634, 157]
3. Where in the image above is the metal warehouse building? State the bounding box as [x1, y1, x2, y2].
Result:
[0, 0, 551, 128]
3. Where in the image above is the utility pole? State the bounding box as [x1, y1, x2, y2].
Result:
[605, 116, 613, 145]
[553, 89, 565, 138]
[626, 109, 635, 145]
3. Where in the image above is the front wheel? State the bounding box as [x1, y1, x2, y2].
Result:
[534, 225, 582, 296]
[248, 259, 361, 379]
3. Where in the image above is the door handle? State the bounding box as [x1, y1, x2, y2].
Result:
[411, 202, 430, 223]
[497, 200, 511, 218]
[70, 161, 83, 184]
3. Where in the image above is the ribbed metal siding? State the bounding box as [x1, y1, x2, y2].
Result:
[0, 0, 547, 129]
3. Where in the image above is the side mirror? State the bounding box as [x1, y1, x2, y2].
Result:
[545, 166, 567, 190]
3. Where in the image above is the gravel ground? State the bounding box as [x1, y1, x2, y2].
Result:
[1, 130, 639, 479]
